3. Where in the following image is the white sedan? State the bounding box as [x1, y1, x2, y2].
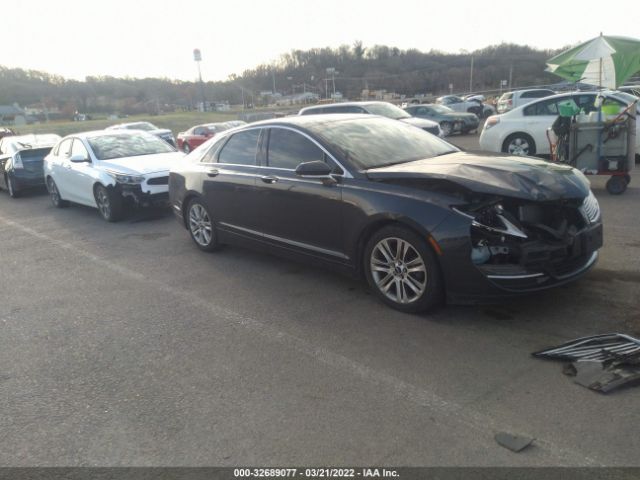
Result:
[479, 90, 640, 157]
[44, 130, 185, 221]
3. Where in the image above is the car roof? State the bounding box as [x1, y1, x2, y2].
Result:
[299, 101, 396, 113]
[62, 129, 156, 140]
[241, 113, 372, 129]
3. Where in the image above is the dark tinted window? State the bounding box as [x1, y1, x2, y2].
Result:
[307, 117, 457, 170]
[523, 98, 560, 116]
[300, 107, 325, 115]
[218, 129, 260, 165]
[267, 129, 324, 169]
[324, 105, 366, 113]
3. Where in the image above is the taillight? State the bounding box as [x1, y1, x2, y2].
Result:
[13, 153, 24, 169]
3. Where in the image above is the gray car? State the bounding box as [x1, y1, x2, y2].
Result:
[403, 104, 479, 136]
[107, 121, 176, 147]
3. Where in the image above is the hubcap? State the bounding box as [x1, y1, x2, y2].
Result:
[441, 123, 452, 136]
[508, 138, 530, 156]
[370, 237, 427, 304]
[96, 189, 111, 218]
[189, 204, 213, 246]
[48, 179, 59, 204]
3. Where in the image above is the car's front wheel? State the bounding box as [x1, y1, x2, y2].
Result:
[94, 184, 124, 222]
[187, 198, 219, 252]
[183, 142, 191, 154]
[364, 225, 443, 313]
[440, 121, 452, 136]
[46, 177, 68, 208]
[503, 133, 536, 156]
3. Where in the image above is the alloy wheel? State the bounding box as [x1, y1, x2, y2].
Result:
[440, 122, 452, 136]
[96, 188, 111, 219]
[370, 237, 427, 304]
[507, 137, 530, 155]
[189, 203, 213, 246]
[48, 178, 60, 205]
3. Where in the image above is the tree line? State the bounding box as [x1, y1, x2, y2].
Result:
[0, 42, 562, 118]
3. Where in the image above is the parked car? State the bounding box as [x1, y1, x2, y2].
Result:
[0, 134, 60, 197]
[106, 121, 176, 147]
[44, 130, 184, 221]
[618, 85, 640, 97]
[177, 122, 232, 153]
[496, 89, 556, 114]
[169, 114, 602, 312]
[480, 91, 640, 157]
[299, 101, 443, 137]
[403, 104, 479, 136]
[464, 95, 496, 118]
[435, 95, 483, 117]
[223, 120, 248, 128]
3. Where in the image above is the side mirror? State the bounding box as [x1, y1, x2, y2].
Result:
[69, 154, 90, 163]
[295, 160, 332, 177]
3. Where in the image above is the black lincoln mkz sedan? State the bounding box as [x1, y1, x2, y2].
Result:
[169, 114, 602, 312]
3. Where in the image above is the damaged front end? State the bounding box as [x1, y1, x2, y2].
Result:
[453, 190, 603, 291]
[106, 171, 170, 207]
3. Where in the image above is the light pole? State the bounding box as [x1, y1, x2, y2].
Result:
[193, 48, 206, 111]
[469, 55, 474, 94]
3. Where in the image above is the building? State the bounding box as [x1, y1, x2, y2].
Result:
[0, 104, 26, 125]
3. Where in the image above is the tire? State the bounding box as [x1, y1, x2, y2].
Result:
[6, 175, 19, 198]
[186, 197, 219, 252]
[502, 133, 536, 156]
[46, 177, 68, 208]
[606, 176, 627, 195]
[363, 225, 443, 313]
[440, 121, 452, 137]
[94, 184, 124, 222]
[183, 142, 191, 154]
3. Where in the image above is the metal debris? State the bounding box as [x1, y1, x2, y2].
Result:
[532, 333, 640, 361]
[494, 432, 535, 453]
[533, 333, 640, 393]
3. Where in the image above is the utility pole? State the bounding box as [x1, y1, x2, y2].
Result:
[272, 66, 276, 95]
[508, 64, 513, 89]
[193, 48, 206, 111]
[469, 56, 474, 94]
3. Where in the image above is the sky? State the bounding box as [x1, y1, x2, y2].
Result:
[3, 0, 638, 82]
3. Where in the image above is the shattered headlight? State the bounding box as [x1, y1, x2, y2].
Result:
[454, 203, 527, 239]
[579, 190, 600, 224]
[107, 171, 145, 185]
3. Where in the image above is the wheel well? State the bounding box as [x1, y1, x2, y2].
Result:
[356, 219, 443, 279]
[502, 132, 535, 152]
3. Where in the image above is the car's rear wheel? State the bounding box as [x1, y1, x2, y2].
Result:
[440, 121, 452, 136]
[187, 198, 219, 252]
[503, 133, 536, 156]
[46, 177, 68, 208]
[183, 142, 191, 154]
[94, 184, 124, 222]
[6, 175, 19, 198]
[364, 225, 443, 313]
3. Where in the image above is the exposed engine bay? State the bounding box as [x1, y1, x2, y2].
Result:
[455, 191, 602, 279]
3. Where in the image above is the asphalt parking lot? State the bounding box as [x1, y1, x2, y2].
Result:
[0, 132, 639, 466]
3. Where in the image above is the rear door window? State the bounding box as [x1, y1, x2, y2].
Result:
[218, 130, 260, 166]
[523, 98, 560, 116]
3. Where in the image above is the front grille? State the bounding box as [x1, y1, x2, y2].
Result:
[424, 126, 440, 136]
[147, 176, 169, 185]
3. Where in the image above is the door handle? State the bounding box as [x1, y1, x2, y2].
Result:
[260, 175, 278, 184]
[206, 168, 219, 177]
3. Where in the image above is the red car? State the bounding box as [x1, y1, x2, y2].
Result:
[177, 122, 232, 153]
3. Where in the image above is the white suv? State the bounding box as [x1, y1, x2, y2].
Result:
[480, 91, 640, 157]
[496, 89, 556, 114]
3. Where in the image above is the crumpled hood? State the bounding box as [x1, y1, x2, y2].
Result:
[399, 116, 439, 128]
[98, 151, 185, 175]
[366, 151, 591, 201]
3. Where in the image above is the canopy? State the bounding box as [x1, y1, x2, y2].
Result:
[546, 35, 640, 89]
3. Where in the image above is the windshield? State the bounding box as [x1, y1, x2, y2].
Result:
[124, 122, 156, 131]
[88, 133, 175, 160]
[365, 103, 411, 120]
[308, 116, 459, 170]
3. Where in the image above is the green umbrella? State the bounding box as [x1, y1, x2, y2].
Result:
[546, 34, 640, 89]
